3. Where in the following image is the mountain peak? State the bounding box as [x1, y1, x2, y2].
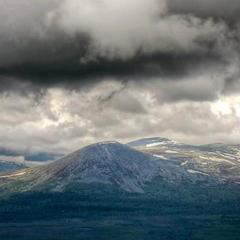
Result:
[25, 142, 162, 193]
[81, 141, 124, 151]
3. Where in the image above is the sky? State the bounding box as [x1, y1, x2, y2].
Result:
[0, 0, 240, 159]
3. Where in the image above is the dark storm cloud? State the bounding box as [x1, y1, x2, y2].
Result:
[0, 51, 223, 87]
[0, 0, 238, 91]
[0, 0, 238, 115]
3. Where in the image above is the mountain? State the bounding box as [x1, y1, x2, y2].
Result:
[28, 141, 165, 193]
[0, 142, 170, 193]
[0, 141, 215, 195]
[1, 140, 240, 196]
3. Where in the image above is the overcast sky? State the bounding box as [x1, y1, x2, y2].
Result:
[0, 0, 240, 157]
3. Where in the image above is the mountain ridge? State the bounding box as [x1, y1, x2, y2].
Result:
[0, 142, 171, 193]
[0, 139, 239, 197]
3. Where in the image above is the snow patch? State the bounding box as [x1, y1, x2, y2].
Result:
[153, 154, 167, 159]
[146, 142, 165, 147]
[165, 150, 178, 154]
[0, 171, 26, 179]
[181, 161, 189, 166]
[187, 169, 209, 176]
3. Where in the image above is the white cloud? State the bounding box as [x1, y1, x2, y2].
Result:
[0, 80, 240, 155]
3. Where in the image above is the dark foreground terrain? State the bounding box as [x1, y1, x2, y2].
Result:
[0, 187, 240, 240]
[1, 213, 240, 240]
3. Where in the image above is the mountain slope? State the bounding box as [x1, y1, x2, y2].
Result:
[34, 141, 163, 193]
[131, 138, 240, 185]
[0, 142, 191, 194]
[1, 140, 239, 197]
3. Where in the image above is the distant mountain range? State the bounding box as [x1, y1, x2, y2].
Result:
[0, 141, 187, 194]
[129, 137, 240, 186]
[0, 137, 240, 198]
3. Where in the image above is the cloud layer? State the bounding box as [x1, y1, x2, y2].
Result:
[0, 80, 240, 156]
[0, 0, 239, 90]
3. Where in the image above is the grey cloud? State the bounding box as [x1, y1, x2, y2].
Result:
[0, 81, 239, 155]
[105, 92, 146, 114]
